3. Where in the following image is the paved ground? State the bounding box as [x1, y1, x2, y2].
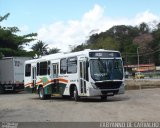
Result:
[0, 88, 160, 122]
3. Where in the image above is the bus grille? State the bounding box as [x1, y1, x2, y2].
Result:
[95, 81, 122, 90]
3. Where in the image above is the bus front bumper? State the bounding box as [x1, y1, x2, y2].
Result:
[88, 85, 125, 97]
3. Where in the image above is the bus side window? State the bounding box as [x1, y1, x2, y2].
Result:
[60, 58, 67, 74]
[48, 61, 50, 75]
[25, 64, 31, 77]
[39, 61, 47, 75]
[67, 57, 77, 74]
[37, 63, 39, 76]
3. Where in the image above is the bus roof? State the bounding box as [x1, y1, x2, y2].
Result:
[25, 49, 120, 64]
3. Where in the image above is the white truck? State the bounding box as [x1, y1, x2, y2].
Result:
[0, 57, 31, 93]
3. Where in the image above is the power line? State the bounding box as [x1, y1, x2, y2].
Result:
[123, 48, 160, 57]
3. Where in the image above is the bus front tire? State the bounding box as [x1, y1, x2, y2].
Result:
[74, 86, 80, 101]
[101, 95, 107, 101]
[62, 95, 71, 99]
[0, 85, 4, 94]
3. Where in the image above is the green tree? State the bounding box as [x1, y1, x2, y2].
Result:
[48, 48, 60, 54]
[138, 22, 150, 34]
[70, 44, 86, 52]
[0, 13, 37, 57]
[0, 13, 10, 22]
[31, 40, 48, 56]
[151, 23, 160, 65]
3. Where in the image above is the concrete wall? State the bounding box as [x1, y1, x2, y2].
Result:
[125, 79, 160, 90]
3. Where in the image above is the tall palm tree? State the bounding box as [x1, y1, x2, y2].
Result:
[31, 40, 48, 56]
[48, 48, 60, 54]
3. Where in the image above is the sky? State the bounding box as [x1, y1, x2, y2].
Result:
[0, 0, 160, 52]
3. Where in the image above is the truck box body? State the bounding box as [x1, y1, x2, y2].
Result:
[0, 57, 31, 92]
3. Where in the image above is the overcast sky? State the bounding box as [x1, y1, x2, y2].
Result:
[1, 0, 160, 52]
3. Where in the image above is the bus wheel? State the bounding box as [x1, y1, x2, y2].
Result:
[62, 95, 71, 99]
[46, 94, 51, 99]
[39, 87, 46, 100]
[101, 95, 107, 101]
[74, 86, 80, 101]
[0, 85, 4, 94]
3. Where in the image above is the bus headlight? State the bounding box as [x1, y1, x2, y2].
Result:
[91, 82, 97, 89]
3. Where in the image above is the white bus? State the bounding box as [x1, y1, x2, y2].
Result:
[24, 49, 125, 101]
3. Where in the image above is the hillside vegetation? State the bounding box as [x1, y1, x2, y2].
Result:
[71, 23, 160, 66]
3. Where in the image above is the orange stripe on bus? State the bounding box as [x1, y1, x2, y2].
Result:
[25, 78, 68, 87]
[58, 78, 68, 83]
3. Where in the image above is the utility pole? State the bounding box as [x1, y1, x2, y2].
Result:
[137, 47, 139, 72]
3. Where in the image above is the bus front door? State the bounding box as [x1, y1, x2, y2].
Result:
[79, 60, 88, 94]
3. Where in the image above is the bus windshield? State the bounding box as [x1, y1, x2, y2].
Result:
[90, 59, 123, 81]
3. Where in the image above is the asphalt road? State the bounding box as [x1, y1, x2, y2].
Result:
[0, 88, 160, 122]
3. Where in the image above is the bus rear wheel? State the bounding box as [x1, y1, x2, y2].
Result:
[39, 87, 51, 100]
[39, 87, 45, 100]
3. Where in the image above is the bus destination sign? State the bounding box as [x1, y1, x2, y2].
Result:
[89, 52, 121, 58]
